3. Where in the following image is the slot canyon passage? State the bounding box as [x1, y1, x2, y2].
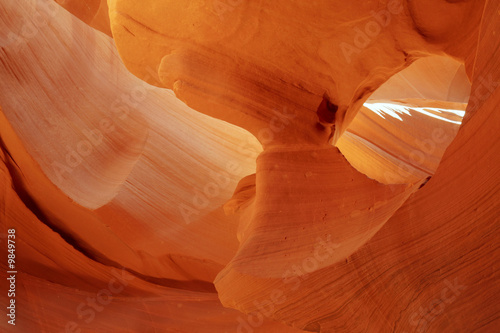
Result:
[0, 0, 499, 332]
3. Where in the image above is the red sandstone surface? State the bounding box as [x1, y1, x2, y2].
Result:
[0, 0, 498, 332]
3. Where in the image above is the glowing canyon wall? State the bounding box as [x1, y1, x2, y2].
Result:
[0, 0, 498, 332]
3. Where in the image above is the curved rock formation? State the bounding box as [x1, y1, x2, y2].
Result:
[0, 0, 498, 332]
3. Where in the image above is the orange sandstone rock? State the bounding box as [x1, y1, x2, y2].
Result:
[0, 0, 498, 332]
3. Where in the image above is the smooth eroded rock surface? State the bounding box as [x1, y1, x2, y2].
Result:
[0, 0, 498, 332]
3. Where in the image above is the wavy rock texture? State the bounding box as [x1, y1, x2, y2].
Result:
[0, 0, 498, 332]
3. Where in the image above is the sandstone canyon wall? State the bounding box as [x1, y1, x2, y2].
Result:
[0, 0, 498, 332]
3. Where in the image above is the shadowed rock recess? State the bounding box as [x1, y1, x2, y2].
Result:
[0, 0, 498, 332]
